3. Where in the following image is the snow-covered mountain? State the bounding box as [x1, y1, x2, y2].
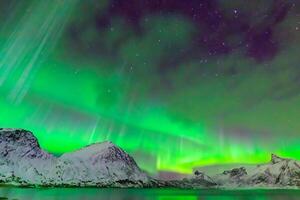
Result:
[54, 142, 150, 187]
[0, 128, 56, 185]
[247, 154, 300, 187]
[1, 128, 300, 188]
[212, 154, 300, 188]
[0, 128, 150, 187]
[164, 153, 300, 188]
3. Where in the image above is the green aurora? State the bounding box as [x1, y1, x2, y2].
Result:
[1, 0, 300, 174]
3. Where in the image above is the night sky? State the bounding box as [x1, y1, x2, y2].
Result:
[1, 0, 300, 173]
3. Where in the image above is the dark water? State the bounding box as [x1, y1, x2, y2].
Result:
[1, 187, 300, 200]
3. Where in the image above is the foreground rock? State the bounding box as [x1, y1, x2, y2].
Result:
[0, 129, 152, 187]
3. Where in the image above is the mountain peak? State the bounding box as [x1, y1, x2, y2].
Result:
[271, 153, 288, 164]
[64, 141, 117, 156]
[0, 128, 39, 147]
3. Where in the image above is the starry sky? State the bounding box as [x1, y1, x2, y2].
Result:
[1, 0, 300, 174]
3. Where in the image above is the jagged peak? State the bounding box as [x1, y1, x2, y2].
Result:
[271, 154, 289, 164]
[0, 128, 37, 143]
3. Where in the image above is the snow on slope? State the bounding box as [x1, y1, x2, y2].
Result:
[54, 142, 150, 186]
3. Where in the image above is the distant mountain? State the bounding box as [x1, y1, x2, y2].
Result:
[194, 163, 257, 176]
[212, 154, 300, 188]
[0, 128, 151, 187]
[164, 153, 300, 188]
[247, 154, 300, 186]
[157, 170, 189, 181]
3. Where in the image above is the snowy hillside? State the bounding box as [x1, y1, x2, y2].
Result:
[0, 128, 150, 187]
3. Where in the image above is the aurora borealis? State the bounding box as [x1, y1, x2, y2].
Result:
[1, 0, 300, 174]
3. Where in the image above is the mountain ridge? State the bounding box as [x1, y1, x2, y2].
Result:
[1, 128, 300, 188]
[0, 128, 151, 187]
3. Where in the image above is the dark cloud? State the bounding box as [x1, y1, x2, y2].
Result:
[68, 0, 295, 68]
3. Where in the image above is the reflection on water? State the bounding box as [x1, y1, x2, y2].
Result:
[1, 187, 300, 200]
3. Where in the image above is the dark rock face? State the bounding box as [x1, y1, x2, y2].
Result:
[165, 178, 217, 188]
[271, 153, 286, 164]
[101, 144, 138, 166]
[223, 167, 247, 178]
[0, 128, 49, 159]
[193, 170, 216, 185]
[158, 171, 217, 188]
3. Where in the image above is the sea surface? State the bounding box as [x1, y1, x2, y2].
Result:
[1, 187, 300, 200]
